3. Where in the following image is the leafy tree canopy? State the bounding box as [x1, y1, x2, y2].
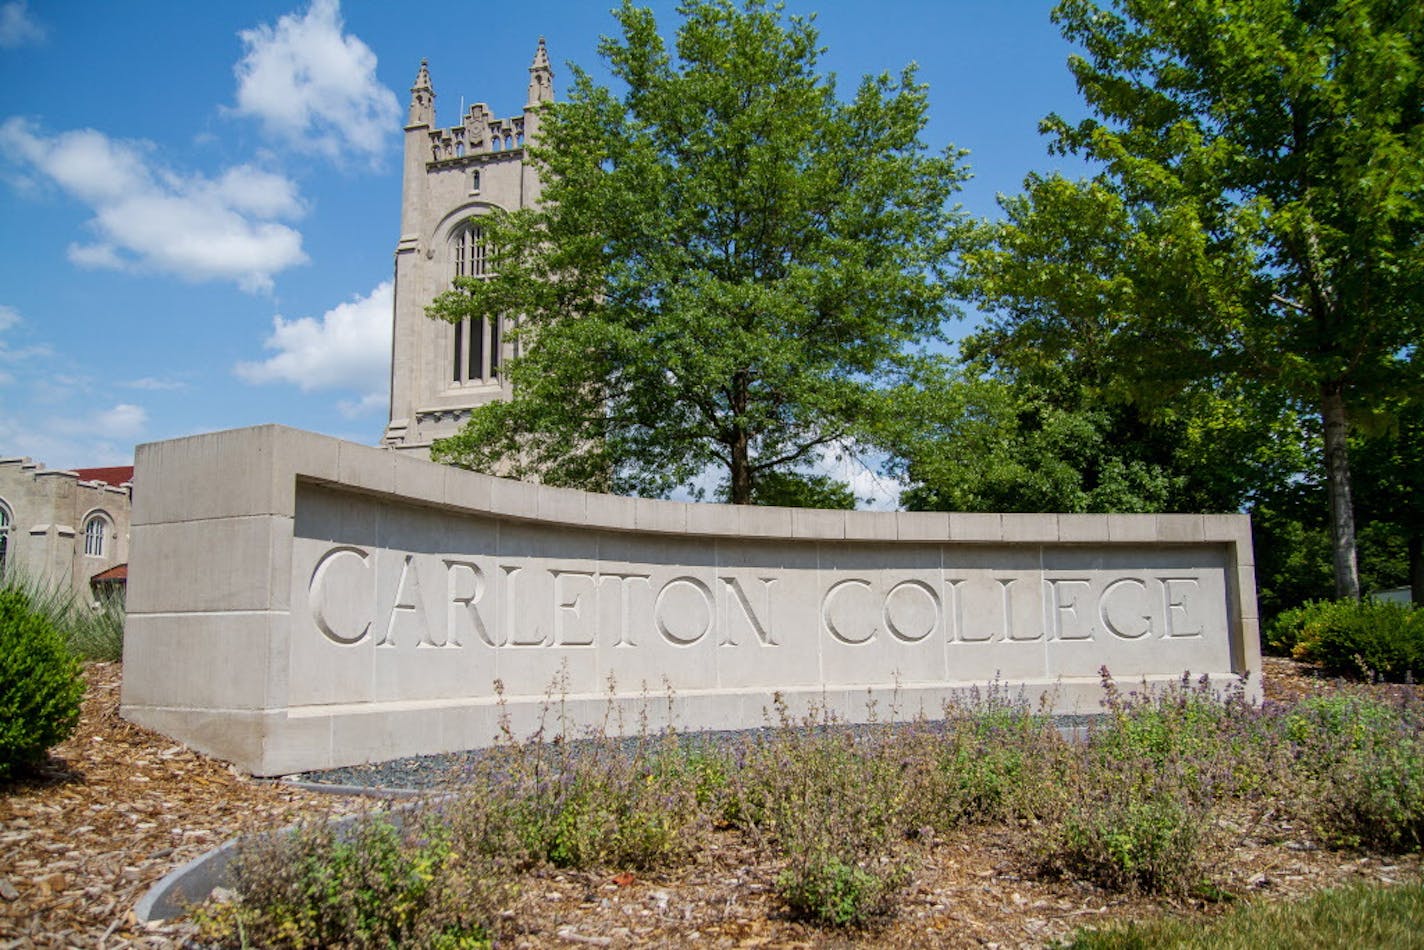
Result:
[967, 0, 1423, 595]
[428, 0, 971, 504]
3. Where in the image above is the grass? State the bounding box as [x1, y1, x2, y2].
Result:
[0, 567, 125, 661]
[1061, 881, 1424, 949]
[192, 671, 1424, 947]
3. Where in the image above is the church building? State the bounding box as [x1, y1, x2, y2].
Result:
[382, 40, 555, 455]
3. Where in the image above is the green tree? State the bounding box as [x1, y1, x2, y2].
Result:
[925, 172, 1304, 518]
[427, 0, 969, 504]
[995, 0, 1424, 597]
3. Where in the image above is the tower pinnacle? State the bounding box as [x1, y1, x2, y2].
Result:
[527, 37, 554, 107]
[409, 59, 434, 128]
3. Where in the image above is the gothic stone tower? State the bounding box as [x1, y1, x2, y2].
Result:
[383, 40, 554, 454]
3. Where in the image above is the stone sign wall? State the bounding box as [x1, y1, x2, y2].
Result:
[120, 426, 1260, 776]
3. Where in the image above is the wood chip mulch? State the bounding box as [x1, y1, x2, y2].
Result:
[2, 658, 1421, 948]
[0, 663, 354, 948]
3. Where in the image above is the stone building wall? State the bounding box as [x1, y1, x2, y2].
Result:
[0, 458, 131, 600]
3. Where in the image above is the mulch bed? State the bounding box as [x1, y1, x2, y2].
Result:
[2, 657, 1420, 948]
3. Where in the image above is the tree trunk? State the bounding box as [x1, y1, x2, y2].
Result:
[1321, 381, 1361, 600]
[1409, 532, 1423, 605]
[730, 430, 752, 504]
[728, 370, 753, 505]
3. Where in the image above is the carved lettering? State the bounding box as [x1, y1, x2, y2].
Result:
[378, 554, 443, 648]
[599, 572, 650, 647]
[446, 559, 494, 647]
[309, 546, 373, 644]
[1162, 577, 1203, 638]
[502, 565, 550, 646]
[303, 544, 1224, 659]
[824, 578, 876, 644]
[721, 575, 778, 646]
[654, 576, 714, 645]
[1100, 577, 1152, 640]
[884, 579, 937, 643]
[551, 570, 597, 646]
[1046, 578, 1093, 641]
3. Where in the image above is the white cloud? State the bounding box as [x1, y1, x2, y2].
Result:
[235, 280, 391, 415]
[124, 376, 187, 391]
[0, 118, 307, 293]
[93, 403, 149, 438]
[0, 304, 50, 375]
[815, 447, 903, 511]
[0, 1, 44, 49]
[0, 402, 147, 469]
[231, 0, 399, 167]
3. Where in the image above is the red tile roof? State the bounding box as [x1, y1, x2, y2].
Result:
[72, 466, 134, 487]
[90, 563, 128, 583]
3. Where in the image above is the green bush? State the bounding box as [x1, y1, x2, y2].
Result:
[1285, 695, 1424, 852]
[776, 853, 905, 926]
[1051, 791, 1209, 896]
[1268, 599, 1424, 681]
[0, 568, 125, 661]
[0, 587, 86, 781]
[206, 808, 514, 949]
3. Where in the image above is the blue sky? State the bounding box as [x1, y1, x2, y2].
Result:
[0, 0, 1089, 472]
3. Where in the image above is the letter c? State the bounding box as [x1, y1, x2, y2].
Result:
[309, 546, 374, 644]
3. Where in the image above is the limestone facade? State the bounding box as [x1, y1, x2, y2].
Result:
[382, 40, 554, 455]
[121, 425, 1262, 776]
[0, 458, 131, 600]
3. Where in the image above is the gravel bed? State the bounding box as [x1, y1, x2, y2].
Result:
[290, 714, 1104, 791]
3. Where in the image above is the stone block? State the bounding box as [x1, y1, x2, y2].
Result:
[337, 440, 397, 496]
[1107, 514, 1159, 542]
[443, 465, 494, 514]
[634, 497, 686, 534]
[1002, 512, 1058, 543]
[1156, 514, 1206, 543]
[537, 484, 587, 524]
[843, 510, 897, 541]
[126, 516, 292, 614]
[1057, 513, 1109, 543]
[949, 512, 1001, 542]
[791, 507, 844, 540]
[489, 476, 539, 520]
[897, 511, 949, 541]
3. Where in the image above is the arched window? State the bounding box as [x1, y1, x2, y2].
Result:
[469, 169, 481, 194]
[84, 513, 109, 557]
[0, 501, 11, 575]
[450, 225, 501, 385]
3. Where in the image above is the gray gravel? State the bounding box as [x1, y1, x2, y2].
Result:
[290, 714, 1103, 793]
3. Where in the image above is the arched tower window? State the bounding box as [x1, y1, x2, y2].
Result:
[0, 500, 11, 575]
[84, 513, 109, 558]
[451, 225, 501, 385]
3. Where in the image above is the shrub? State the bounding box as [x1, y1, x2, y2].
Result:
[203, 807, 516, 949]
[1038, 673, 1259, 896]
[1269, 598, 1424, 681]
[489, 734, 707, 871]
[776, 853, 905, 927]
[1285, 695, 1424, 851]
[929, 691, 1070, 828]
[0, 568, 125, 661]
[0, 587, 86, 781]
[65, 587, 126, 662]
[731, 701, 916, 926]
[1049, 783, 1210, 896]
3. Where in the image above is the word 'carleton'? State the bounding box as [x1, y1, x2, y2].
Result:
[305, 547, 1214, 651]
